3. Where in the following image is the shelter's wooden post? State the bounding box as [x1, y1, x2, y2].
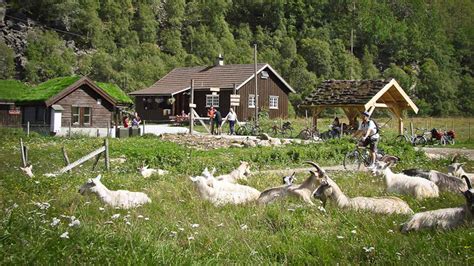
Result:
[398, 116, 404, 135]
[189, 79, 195, 135]
[62, 146, 70, 167]
[312, 107, 319, 130]
[104, 138, 110, 171]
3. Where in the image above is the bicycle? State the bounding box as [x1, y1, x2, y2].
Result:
[270, 121, 293, 138]
[236, 122, 261, 136]
[343, 142, 385, 171]
[394, 127, 428, 146]
[298, 126, 320, 140]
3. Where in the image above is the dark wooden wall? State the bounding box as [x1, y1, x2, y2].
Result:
[135, 95, 173, 122]
[0, 104, 21, 126]
[235, 68, 290, 121]
[57, 84, 114, 128]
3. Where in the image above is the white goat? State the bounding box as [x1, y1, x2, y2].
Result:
[257, 172, 296, 205]
[312, 175, 414, 215]
[139, 165, 168, 178]
[448, 163, 474, 183]
[214, 161, 251, 183]
[189, 174, 260, 206]
[78, 174, 151, 209]
[257, 162, 323, 205]
[402, 169, 468, 193]
[20, 165, 34, 178]
[372, 161, 439, 200]
[401, 176, 474, 232]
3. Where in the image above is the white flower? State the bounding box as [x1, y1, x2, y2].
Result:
[188, 236, 195, 240]
[240, 224, 248, 230]
[191, 224, 199, 228]
[84, 201, 91, 205]
[60, 232, 69, 239]
[387, 229, 394, 233]
[111, 214, 120, 219]
[69, 219, 80, 227]
[99, 207, 105, 211]
[34, 181, 40, 184]
[137, 215, 144, 218]
[34, 202, 50, 210]
[363, 246, 375, 253]
[178, 227, 185, 231]
[169, 231, 177, 237]
[351, 230, 357, 234]
[217, 223, 224, 227]
[337, 236, 344, 239]
[144, 217, 150, 221]
[50, 217, 61, 227]
[125, 221, 131, 226]
[317, 206, 326, 212]
[287, 208, 296, 212]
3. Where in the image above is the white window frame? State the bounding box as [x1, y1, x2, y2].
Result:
[248, 94, 256, 108]
[206, 94, 219, 107]
[269, 95, 279, 109]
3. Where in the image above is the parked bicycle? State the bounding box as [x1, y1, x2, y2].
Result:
[430, 128, 455, 145]
[270, 121, 293, 138]
[298, 126, 320, 140]
[343, 141, 385, 171]
[236, 122, 262, 136]
[394, 127, 429, 146]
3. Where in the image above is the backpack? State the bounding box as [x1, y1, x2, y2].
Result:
[368, 119, 380, 137]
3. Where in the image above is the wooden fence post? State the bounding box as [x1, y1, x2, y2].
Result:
[104, 138, 110, 171]
[142, 120, 145, 135]
[96, 128, 100, 137]
[26, 121, 30, 137]
[68, 121, 72, 138]
[92, 153, 102, 170]
[107, 121, 110, 138]
[62, 146, 70, 166]
[20, 138, 26, 167]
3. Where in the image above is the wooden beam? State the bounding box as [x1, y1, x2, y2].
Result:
[58, 146, 105, 174]
[20, 138, 26, 167]
[104, 139, 110, 171]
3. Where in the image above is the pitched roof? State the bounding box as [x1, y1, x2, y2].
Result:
[0, 76, 133, 105]
[130, 64, 295, 96]
[302, 78, 418, 113]
[302, 79, 390, 106]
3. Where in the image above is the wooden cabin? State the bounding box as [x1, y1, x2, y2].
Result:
[0, 76, 132, 135]
[129, 59, 295, 122]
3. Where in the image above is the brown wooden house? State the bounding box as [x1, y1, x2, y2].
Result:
[0, 76, 132, 135]
[129, 60, 295, 122]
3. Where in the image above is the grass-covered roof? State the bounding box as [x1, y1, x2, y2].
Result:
[0, 76, 132, 104]
[0, 80, 31, 101]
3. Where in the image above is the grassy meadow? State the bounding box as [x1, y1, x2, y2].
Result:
[0, 128, 473, 264]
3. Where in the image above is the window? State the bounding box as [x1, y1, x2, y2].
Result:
[248, 94, 255, 108]
[206, 95, 219, 107]
[71, 106, 92, 126]
[269, 96, 279, 109]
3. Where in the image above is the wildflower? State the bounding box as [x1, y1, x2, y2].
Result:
[217, 223, 224, 227]
[34, 202, 50, 210]
[111, 214, 120, 219]
[69, 219, 80, 227]
[240, 224, 248, 230]
[363, 246, 375, 253]
[351, 230, 357, 234]
[104, 221, 114, 225]
[178, 227, 185, 231]
[387, 229, 394, 233]
[169, 231, 177, 237]
[50, 217, 60, 227]
[144, 217, 150, 221]
[191, 224, 199, 228]
[60, 232, 69, 239]
[125, 221, 131, 226]
[99, 207, 105, 211]
[318, 206, 326, 212]
[188, 236, 195, 240]
[84, 201, 91, 205]
[337, 236, 344, 239]
[137, 215, 144, 218]
[287, 208, 296, 212]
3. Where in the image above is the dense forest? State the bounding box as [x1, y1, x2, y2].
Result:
[0, 0, 472, 116]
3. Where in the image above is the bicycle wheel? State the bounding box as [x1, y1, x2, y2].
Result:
[440, 136, 447, 146]
[344, 150, 362, 171]
[251, 125, 261, 136]
[282, 128, 292, 138]
[236, 126, 247, 136]
[271, 126, 278, 137]
[394, 135, 408, 144]
[414, 136, 427, 146]
[448, 138, 455, 145]
[298, 129, 311, 140]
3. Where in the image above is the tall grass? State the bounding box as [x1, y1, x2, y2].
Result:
[0, 131, 472, 264]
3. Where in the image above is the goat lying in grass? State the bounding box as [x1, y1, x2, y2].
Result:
[138, 165, 168, 178]
[448, 163, 474, 184]
[78, 174, 151, 209]
[189, 173, 260, 206]
[312, 172, 414, 215]
[257, 161, 323, 205]
[20, 165, 34, 178]
[214, 161, 251, 183]
[402, 168, 468, 193]
[401, 176, 474, 232]
[372, 161, 439, 200]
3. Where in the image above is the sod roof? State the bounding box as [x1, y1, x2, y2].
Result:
[0, 76, 132, 104]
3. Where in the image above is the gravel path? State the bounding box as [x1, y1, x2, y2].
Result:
[418, 147, 474, 160]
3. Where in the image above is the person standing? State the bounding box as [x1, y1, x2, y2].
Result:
[214, 108, 222, 135]
[207, 106, 215, 134]
[227, 108, 237, 135]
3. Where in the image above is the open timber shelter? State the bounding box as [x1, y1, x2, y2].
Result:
[301, 79, 418, 134]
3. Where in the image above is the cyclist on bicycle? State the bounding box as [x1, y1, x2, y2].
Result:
[353, 111, 379, 169]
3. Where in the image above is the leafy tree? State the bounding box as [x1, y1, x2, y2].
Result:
[299, 38, 332, 78]
[361, 46, 380, 79]
[0, 42, 16, 79]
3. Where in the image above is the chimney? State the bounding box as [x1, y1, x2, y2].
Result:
[217, 54, 224, 66]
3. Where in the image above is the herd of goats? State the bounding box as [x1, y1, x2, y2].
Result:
[20, 155, 474, 233]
